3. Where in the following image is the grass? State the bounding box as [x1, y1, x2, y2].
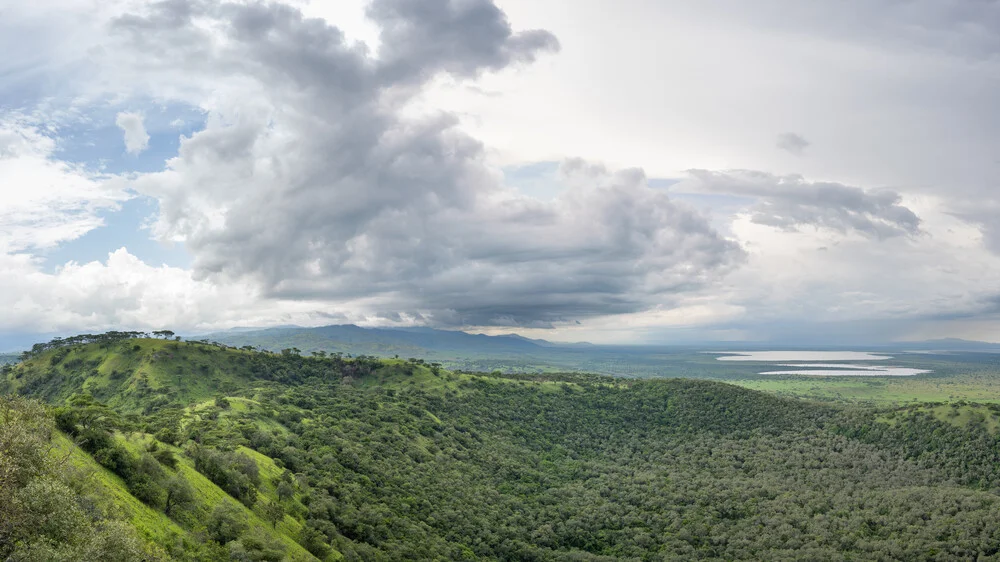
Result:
[54, 423, 335, 561]
[876, 403, 1000, 433]
[118, 432, 330, 561]
[50, 432, 188, 553]
[5, 339, 252, 407]
[728, 373, 1000, 404]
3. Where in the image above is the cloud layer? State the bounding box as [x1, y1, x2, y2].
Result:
[0, 116, 127, 252]
[3, 0, 1000, 343]
[99, 0, 739, 327]
[685, 170, 921, 240]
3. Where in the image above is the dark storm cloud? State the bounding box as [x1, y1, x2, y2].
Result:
[687, 169, 921, 239]
[110, 0, 742, 327]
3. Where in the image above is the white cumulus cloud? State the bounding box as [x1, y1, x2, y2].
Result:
[115, 111, 149, 154]
[0, 115, 128, 252]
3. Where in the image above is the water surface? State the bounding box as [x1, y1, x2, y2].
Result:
[713, 351, 892, 362]
[759, 367, 929, 377]
[708, 351, 930, 376]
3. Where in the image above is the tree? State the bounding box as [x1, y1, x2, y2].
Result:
[164, 476, 195, 517]
[0, 397, 150, 560]
[261, 501, 284, 529]
[299, 526, 332, 559]
[276, 480, 296, 503]
[207, 501, 249, 544]
[229, 529, 286, 562]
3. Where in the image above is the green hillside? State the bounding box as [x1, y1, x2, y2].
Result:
[6, 334, 1000, 559]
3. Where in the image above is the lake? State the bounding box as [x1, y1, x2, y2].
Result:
[708, 351, 930, 376]
[713, 351, 892, 362]
[759, 366, 930, 376]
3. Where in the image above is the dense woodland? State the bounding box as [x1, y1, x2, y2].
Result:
[4, 335, 1000, 560]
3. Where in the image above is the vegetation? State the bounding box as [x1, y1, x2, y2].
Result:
[0, 395, 153, 560]
[731, 369, 1000, 404]
[205, 325, 1000, 400]
[6, 334, 1000, 559]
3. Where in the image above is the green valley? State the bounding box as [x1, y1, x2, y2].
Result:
[5, 334, 1000, 560]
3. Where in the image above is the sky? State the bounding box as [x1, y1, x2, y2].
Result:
[2, 0, 1000, 347]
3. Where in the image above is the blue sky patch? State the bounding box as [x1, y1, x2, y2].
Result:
[40, 195, 190, 271]
[29, 99, 204, 271]
[53, 100, 206, 175]
[502, 161, 563, 200]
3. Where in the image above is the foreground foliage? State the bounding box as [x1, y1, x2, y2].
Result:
[0, 396, 152, 560]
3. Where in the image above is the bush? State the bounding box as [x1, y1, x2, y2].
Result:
[191, 446, 261, 506]
[229, 529, 286, 562]
[164, 476, 195, 518]
[153, 447, 178, 469]
[207, 501, 249, 544]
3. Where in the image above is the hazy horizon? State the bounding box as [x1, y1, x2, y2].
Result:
[4, 322, 1000, 354]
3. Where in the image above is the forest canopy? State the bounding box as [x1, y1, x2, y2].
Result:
[3, 334, 1000, 560]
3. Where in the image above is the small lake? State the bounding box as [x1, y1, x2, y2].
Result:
[708, 351, 930, 376]
[713, 351, 892, 362]
[759, 366, 930, 377]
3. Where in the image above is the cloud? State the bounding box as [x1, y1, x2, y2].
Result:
[947, 201, 1000, 256]
[93, 0, 742, 328]
[0, 115, 128, 252]
[0, 247, 352, 335]
[684, 169, 921, 239]
[367, 0, 560, 83]
[115, 111, 150, 154]
[698, 1, 1000, 60]
[11, 0, 998, 343]
[776, 132, 809, 155]
[703, 200, 1000, 341]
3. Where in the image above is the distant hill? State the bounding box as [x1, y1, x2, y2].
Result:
[896, 338, 1000, 351]
[201, 324, 1000, 377]
[200, 324, 556, 358]
[198, 324, 626, 375]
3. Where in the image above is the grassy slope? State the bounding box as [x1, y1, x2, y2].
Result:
[5, 340, 344, 561]
[731, 373, 1000, 404]
[877, 403, 1000, 433]
[51, 428, 327, 561]
[17, 336, 999, 407]
[11, 336, 1000, 408]
[51, 432, 187, 551]
[4, 340, 520, 560]
[3, 339, 262, 408]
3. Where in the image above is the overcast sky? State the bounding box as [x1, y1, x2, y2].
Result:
[2, 0, 999, 345]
